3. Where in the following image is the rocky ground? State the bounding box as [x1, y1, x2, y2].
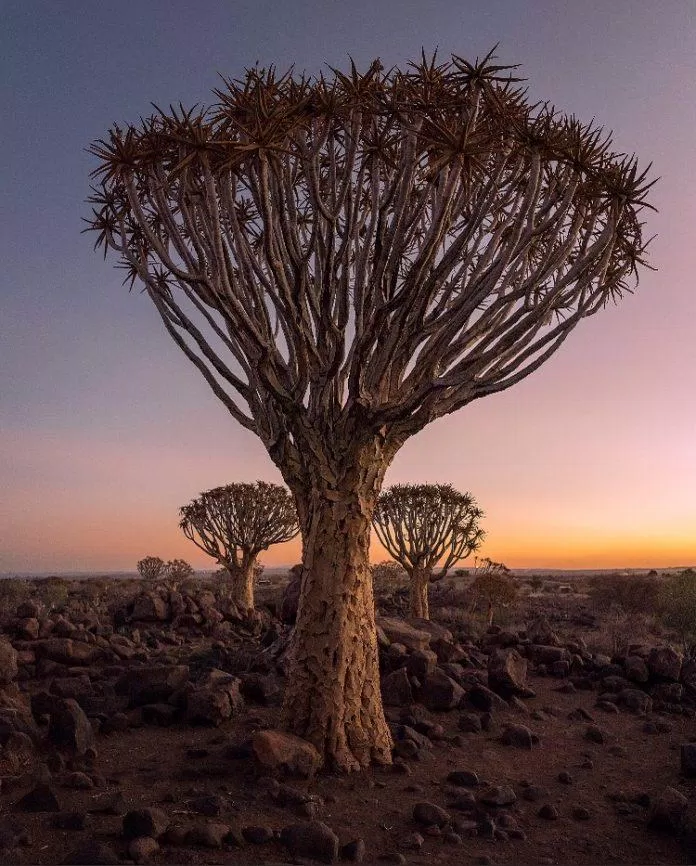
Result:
[0, 573, 695, 864]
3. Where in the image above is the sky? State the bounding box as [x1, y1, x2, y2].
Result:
[1, 0, 695, 574]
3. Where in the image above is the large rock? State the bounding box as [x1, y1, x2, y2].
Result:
[647, 646, 683, 682]
[115, 665, 190, 707]
[0, 638, 18, 684]
[487, 648, 527, 698]
[381, 668, 414, 707]
[648, 786, 688, 833]
[48, 698, 95, 754]
[377, 617, 431, 652]
[252, 730, 322, 778]
[527, 616, 560, 646]
[413, 802, 451, 827]
[624, 655, 649, 683]
[34, 639, 99, 666]
[407, 619, 453, 643]
[131, 593, 169, 622]
[529, 645, 570, 665]
[417, 668, 464, 711]
[616, 688, 652, 715]
[123, 808, 170, 839]
[186, 670, 244, 726]
[281, 821, 339, 863]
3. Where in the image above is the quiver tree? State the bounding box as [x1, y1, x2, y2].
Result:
[86, 50, 655, 770]
[179, 481, 299, 609]
[469, 557, 516, 625]
[373, 484, 484, 619]
[137, 556, 166, 580]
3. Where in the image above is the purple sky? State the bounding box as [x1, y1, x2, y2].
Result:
[2, 0, 695, 573]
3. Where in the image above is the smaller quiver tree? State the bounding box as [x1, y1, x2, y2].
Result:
[180, 481, 299, 609]
[137, 556, 166, 580]
[469, 557, 516, 625]
[373, 484, 484, 619]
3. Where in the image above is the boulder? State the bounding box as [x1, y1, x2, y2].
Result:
[527, 617, 560, 646]
[616, 688, 652, 715]
[122, 808, 170, 840]
[115, 665, 190, 707]
[479, 785, 517, 807]
[648, 786, 688, 833]
[487, 648, 528, 698]
[48, 698, 94, 754]
[381, 668, 414, 707]
[0, 639, 18, 685]
[413, 802, 451, 827]
[501, 724, 536, 749]
[131, 593, 169, 622]
[16, 618, 40, 641]
[377, 617, 431, 652]
[252, 730, 322, 778]
[417, 667, 464, 711]
[465, 684, 509, 713]
[186, 670, 244, 726]
[407, 649, 438, 681]
[529, 645, 570, 665]
[34, 639, 99, 666]
[647, 646, 683, 682]
[281, 821, 339, 863]
[624, 655, 649, 684]
[16, 783, 61, 812]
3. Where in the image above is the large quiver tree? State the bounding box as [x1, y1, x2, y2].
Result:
[87, 50, 655, 770]
[179, 481, 299, 609]
[373, 483, 484, 619]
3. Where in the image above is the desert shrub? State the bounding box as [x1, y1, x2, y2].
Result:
[658, 569, 696, 655]
[34, 577, 69, 613]
[164, 559, 195, 581]
[529, 575, 544, 591]
[137, 556, 166, 580]
[588, 572, 661, 615]
[0, 578, 26, 612]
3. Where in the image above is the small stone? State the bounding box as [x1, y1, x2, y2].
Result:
[16, 784, 61, 812]
[63, 772, 93, 790]
[128, 836, 160, 863]
[557, 771, 573, 784]
[648, 786, 688, 833]
[522, 785, 549, 802]
[252, 729, 322, 778]
[122, 807, 169, 839]
[538, 804, 559, 820]
[186, 822, 230, 848]
[189, 793, 225, 816]
[443, 831, 463, 844]
[281, 820, 339, 863]
[572, 806, 591, 820]
[400, 831, 425, 850]
[479, 785, 517, 806]
[242, 825, 274, 844]
[458, 711, 482, 733]
[501, 724, 534, 749]
[585, 724, 605, 744]
[413, 801, 450, 827]
[341, 839, 366, 862]
[446, 769, 479, 787]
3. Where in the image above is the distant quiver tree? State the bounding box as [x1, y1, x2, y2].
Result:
[86, 50, 655, 770]
[137, 556, 166, 580]
[373, 484, 484, 619]
[179, 481, 299, 609]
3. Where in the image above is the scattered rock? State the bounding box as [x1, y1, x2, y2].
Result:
[479, 785, 517, 807]
[647, 646, 682, 682]
[501, 724, 536, 749]
[48, 698, 95, 755]
[488, 648, 528, 698]
[252, 729, 322, 778]
[573, 807, 591, 821]
[381, 668, 414, 707]
[446, 769, 479, 787]
[585, 725, 606, 744]
[16, 783, 61, 812]
[341, 838, 366, 862]
[186, 822, 231, 848]
[417, 667, 464, 711]
[413, 801, 451, 827]
[122, 807, 169, 840]
[281, 820, 340, 863]
[538, 804, 559, 820]
[378, 617, 431, 652]
[458, 711, 482, 733]
[0, 639, 19, 684]
[51, 812, 89, 831]
[128, 836, 160, 863]
[648, 786, 688, 833]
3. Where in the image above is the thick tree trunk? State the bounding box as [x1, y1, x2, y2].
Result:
[281, 439, 396, 772]
[409, 568, 431, 619]
[226, 554, 256, 610]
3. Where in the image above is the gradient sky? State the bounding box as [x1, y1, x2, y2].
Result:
[2, 0, 695, 573]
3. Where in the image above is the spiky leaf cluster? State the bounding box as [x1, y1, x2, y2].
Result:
[86, 51, 656, 465]
[179, 481, 299, 566]
[372, 483, 484, 575]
